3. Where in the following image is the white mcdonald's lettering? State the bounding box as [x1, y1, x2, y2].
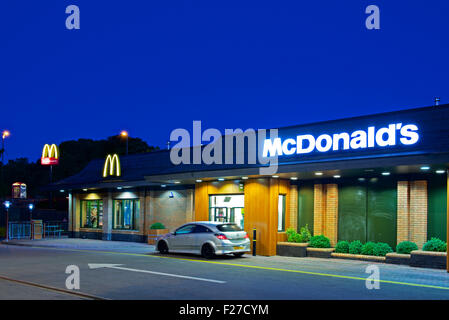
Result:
[103, 154, 121, 177]
[262, 123, 420, 157]
[42, 144, 59, 159]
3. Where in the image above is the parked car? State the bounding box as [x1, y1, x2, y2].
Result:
[156, 221, 250, 259]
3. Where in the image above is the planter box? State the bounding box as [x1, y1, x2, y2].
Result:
[385, 253, 411, 265]
[276, 242, 308, 257]
[306, 247, 335, 258]
[147, 229, 169, 245]
[410, 250, 447, 269]
[331, 252, 385, 263]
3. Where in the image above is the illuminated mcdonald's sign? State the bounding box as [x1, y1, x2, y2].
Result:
[103, 154, 121, 177]
[41, 144, 59, 165]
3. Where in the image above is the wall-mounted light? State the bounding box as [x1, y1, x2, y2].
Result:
[117, 187, 122, 190]
[3, 201, 11, 209]
[161, 184, 167, 188]
[196, 179, 202, 183]
[218, 178, 225, 181]
[333, 175, 341, 179]
[28, 203, 34, 211]
[436, 170, 446, 174]
[272, 175, 279, 178]
[82, 188, 88, 191]
[174, 181, 181, 184]
[315, 172, 323, 176]
[420, 166, 430, 171]
[381, 172, 390, 176]
[60, 189, 65, 193]
[242, 177, 248, 180]
[290, 177, 298, 180]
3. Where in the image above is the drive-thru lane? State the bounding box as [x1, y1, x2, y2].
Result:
[1, 245, 449, 300]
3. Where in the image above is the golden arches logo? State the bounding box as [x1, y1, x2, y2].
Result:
[42, 144, 58, 159]
[103, 154, 121, 177]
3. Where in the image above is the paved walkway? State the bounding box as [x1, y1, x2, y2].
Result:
[1, 238, 155, 254]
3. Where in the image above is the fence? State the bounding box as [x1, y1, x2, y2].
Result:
[7, 220, 67, 240]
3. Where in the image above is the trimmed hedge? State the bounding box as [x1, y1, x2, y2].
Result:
[373, 242, 393, 256]
[309, 235, 331, 248]
[150, 222, 166, 230]
[335, 241, 349, 253]
[286, 226, 311, 243]
[349, 240, 363, 254]
[361, 242, 376, 256]
[423, 238, 447, 252]
[396, 241, 418, 254]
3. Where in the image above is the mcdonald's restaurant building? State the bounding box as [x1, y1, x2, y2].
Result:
[50, 104, 449, 256]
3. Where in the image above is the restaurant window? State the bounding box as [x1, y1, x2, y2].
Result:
[80, 200, 103, 229]
[278, 195, 286, 232]
[113, 199, 139, 230]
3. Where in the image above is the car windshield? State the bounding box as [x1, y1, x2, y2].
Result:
[216, 224, 242, 232]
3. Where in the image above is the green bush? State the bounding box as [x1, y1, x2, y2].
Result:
[298, 224, 312, 243]
[309, 235, 331, 248]
[335, 241, 349, 253]
[396, 241, 418, 254]
[150, 222, 166, 230]
[286, 228, 296, 242]
[348, 240, 363, 254]
[423, 238, 447, 252]
[373, 242, 393, 256]
[361, 242, 376, 256]
[0, 227, 5, 238]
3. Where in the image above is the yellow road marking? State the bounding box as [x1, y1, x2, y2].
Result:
[11, 245, 449, 291]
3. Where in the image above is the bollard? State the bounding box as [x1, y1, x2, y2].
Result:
[252, 228, 257, 256]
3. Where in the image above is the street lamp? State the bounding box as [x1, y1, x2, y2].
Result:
[1, 130, 10, 165]
[28, 203, 34, 239]
[120, 130, 129, 155]
[3, 201, 11, 241]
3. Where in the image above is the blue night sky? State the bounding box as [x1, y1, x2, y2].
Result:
[1, 0, 448, 161]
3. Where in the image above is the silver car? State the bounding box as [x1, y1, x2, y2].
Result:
[155, 221, 250, 259]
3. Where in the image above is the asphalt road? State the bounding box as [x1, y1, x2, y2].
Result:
[1, 244, 449, 300]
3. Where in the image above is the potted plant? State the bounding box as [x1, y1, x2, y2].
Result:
[277, 226, 311, 257]
[147, 222, 169, 245]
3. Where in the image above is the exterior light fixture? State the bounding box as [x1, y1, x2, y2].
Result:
[420, 166, 430, 171]
[315, 172, 323, 176]
[381, 172, 390, 176]
[358, 178, 366, 182]
[83, 188, 88, 191]
[28, 203, 34, 211]
[3, 201, 11, 209]
[174, 181, 181, 184]
[290, 177, 298, 180]
[120, 130, 128, 137]
[161, 184, 167, 188]
[196, 179, 202, 183]
[272, 175, 279, 178]
[117, 187, 122, 190]
[59, 189, 65, 193]
[242, 177, 248, 180]
[436, 170, 446, 174]
[218, 178, 225, 181]
[333, 175, 341, 178]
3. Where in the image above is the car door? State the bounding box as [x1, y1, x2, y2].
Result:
[170, 224, 196, 252]
[192, 225, 214, 254]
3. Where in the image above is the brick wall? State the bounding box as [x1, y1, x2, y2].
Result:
[396, 180, 427, 248]
[289, 184, 298, 231]
[313, 184, 338, 246]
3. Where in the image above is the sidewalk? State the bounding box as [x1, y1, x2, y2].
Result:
[1, 238, 155, 254]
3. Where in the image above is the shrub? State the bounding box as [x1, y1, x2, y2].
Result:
[348, 240, 363, 254]
[361, 242, 376, 256]
[335, 241, 349, 253]
[423, 238, 447, 252]
[309, 235, 331, 248]
[286, 228, 296, 242]
[150, 222, 166, 230]
[0, 227, 5, 238]
[396, 241, 418, 254]
[298, 224, 312, 243]
[373, 242, 393, 256]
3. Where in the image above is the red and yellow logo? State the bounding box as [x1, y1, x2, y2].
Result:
[41, 144, 59, 165]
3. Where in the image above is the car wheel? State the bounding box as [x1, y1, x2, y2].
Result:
[157, 241, 169, 254]
[233, 252, 244, 258]
[201, 243, 215, 259]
